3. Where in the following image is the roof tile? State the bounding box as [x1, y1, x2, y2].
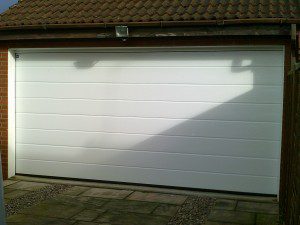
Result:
[0, 0, 298, 28]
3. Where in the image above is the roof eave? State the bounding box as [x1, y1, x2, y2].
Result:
[0, 18, 299, 31]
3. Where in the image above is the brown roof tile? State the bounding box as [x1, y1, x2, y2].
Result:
[0, 0, 299, 29]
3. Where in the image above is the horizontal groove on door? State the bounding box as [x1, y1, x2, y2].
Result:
[16, 159, 279, 194]
[15, 143, 279, 160]
[16, 128, 280, 141]
[16, 97, 283, 104]
[16, 159, 277, 178]
[15, 112, 282, 123]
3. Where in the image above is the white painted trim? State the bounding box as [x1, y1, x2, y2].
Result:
[8, 49, 16, 178]
[10, 46, 285, 194]
[277, 46, 286, 199]
[12, 45, 284, 54]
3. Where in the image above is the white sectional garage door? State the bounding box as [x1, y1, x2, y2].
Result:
[15, 48, 284, 194]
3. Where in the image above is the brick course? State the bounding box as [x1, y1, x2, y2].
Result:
[0, 48, 7, 179]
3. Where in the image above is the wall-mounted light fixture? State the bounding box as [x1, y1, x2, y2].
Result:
[115, 25, 129, 41]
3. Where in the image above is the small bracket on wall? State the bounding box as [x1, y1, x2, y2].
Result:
[115, 25, 129, 41]
[295, 62, 300, 71]
[288, 62, 300, 76]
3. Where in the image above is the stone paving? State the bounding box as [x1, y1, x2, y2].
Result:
[206, 198, 279, 225]
[3, 179, 279, 225]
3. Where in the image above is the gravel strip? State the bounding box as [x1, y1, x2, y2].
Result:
[168, 196, 216, 225]
[5, 184, 72, 216]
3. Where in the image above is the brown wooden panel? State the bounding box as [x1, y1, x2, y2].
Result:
[280, 25, 300, 225]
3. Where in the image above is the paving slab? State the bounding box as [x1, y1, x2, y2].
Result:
[237, 201, 279, 214]
[102, 199, 158, 214]
[256, 213, 279, 225]
[3, 180, 19, 187]
[4, 189, 30, 200]
[208, 209, 256, 225]
[81, 187, 132, 199]
[72, 209, 99, 222]
[7, 181, 50, 191]
[47, 195, 108, 211]
[127, 191, 187, 205]
[95, 211, 170, 225]
[20, 200, 85, 219]
[153, 204, 180, 216]
[213, 199, 237, 210]
[87, 197, 110, 207]
[6, 214, 76, 225]
[86, 198, 109, 209]
[63, 186, 91, 196]
[205, 222, 238, 225]
[4, 188, 15, 195]
[75, 222, 109, 225]
[52, 194, 91, 205]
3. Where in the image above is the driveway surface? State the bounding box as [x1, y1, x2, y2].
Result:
[3, 178, 279, 225]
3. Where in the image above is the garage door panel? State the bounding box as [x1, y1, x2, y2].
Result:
[16, 114, 281, 140]
[16, 83, 282, 104]
[17, 99, 282, 122]
[16, 144, 279, 177]
[16, 129, 280, 158]
[16, 159, 279, 194]
[16, 51, 283, 67]
[15, 50, 284, 194]
[16, 66, 283, 85]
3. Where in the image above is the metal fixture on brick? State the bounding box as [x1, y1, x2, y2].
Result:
[115, 25, 129, 41]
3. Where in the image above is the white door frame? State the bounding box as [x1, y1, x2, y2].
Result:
[8, 49, 16, 177]
[7, 46, 285, 196]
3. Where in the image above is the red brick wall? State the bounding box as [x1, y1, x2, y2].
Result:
[0, 48, 8, 179]
[0, 37, 292, 183]
[285, 37, 300, 225]
[293, 70, 300, 225]
[281, 32, 300, 225]
[284, 64, 300, 225]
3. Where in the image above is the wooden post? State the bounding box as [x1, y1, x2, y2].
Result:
[281, 23, 300, 225]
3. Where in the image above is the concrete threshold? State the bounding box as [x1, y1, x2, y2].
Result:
[11, 175, 278, 203]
